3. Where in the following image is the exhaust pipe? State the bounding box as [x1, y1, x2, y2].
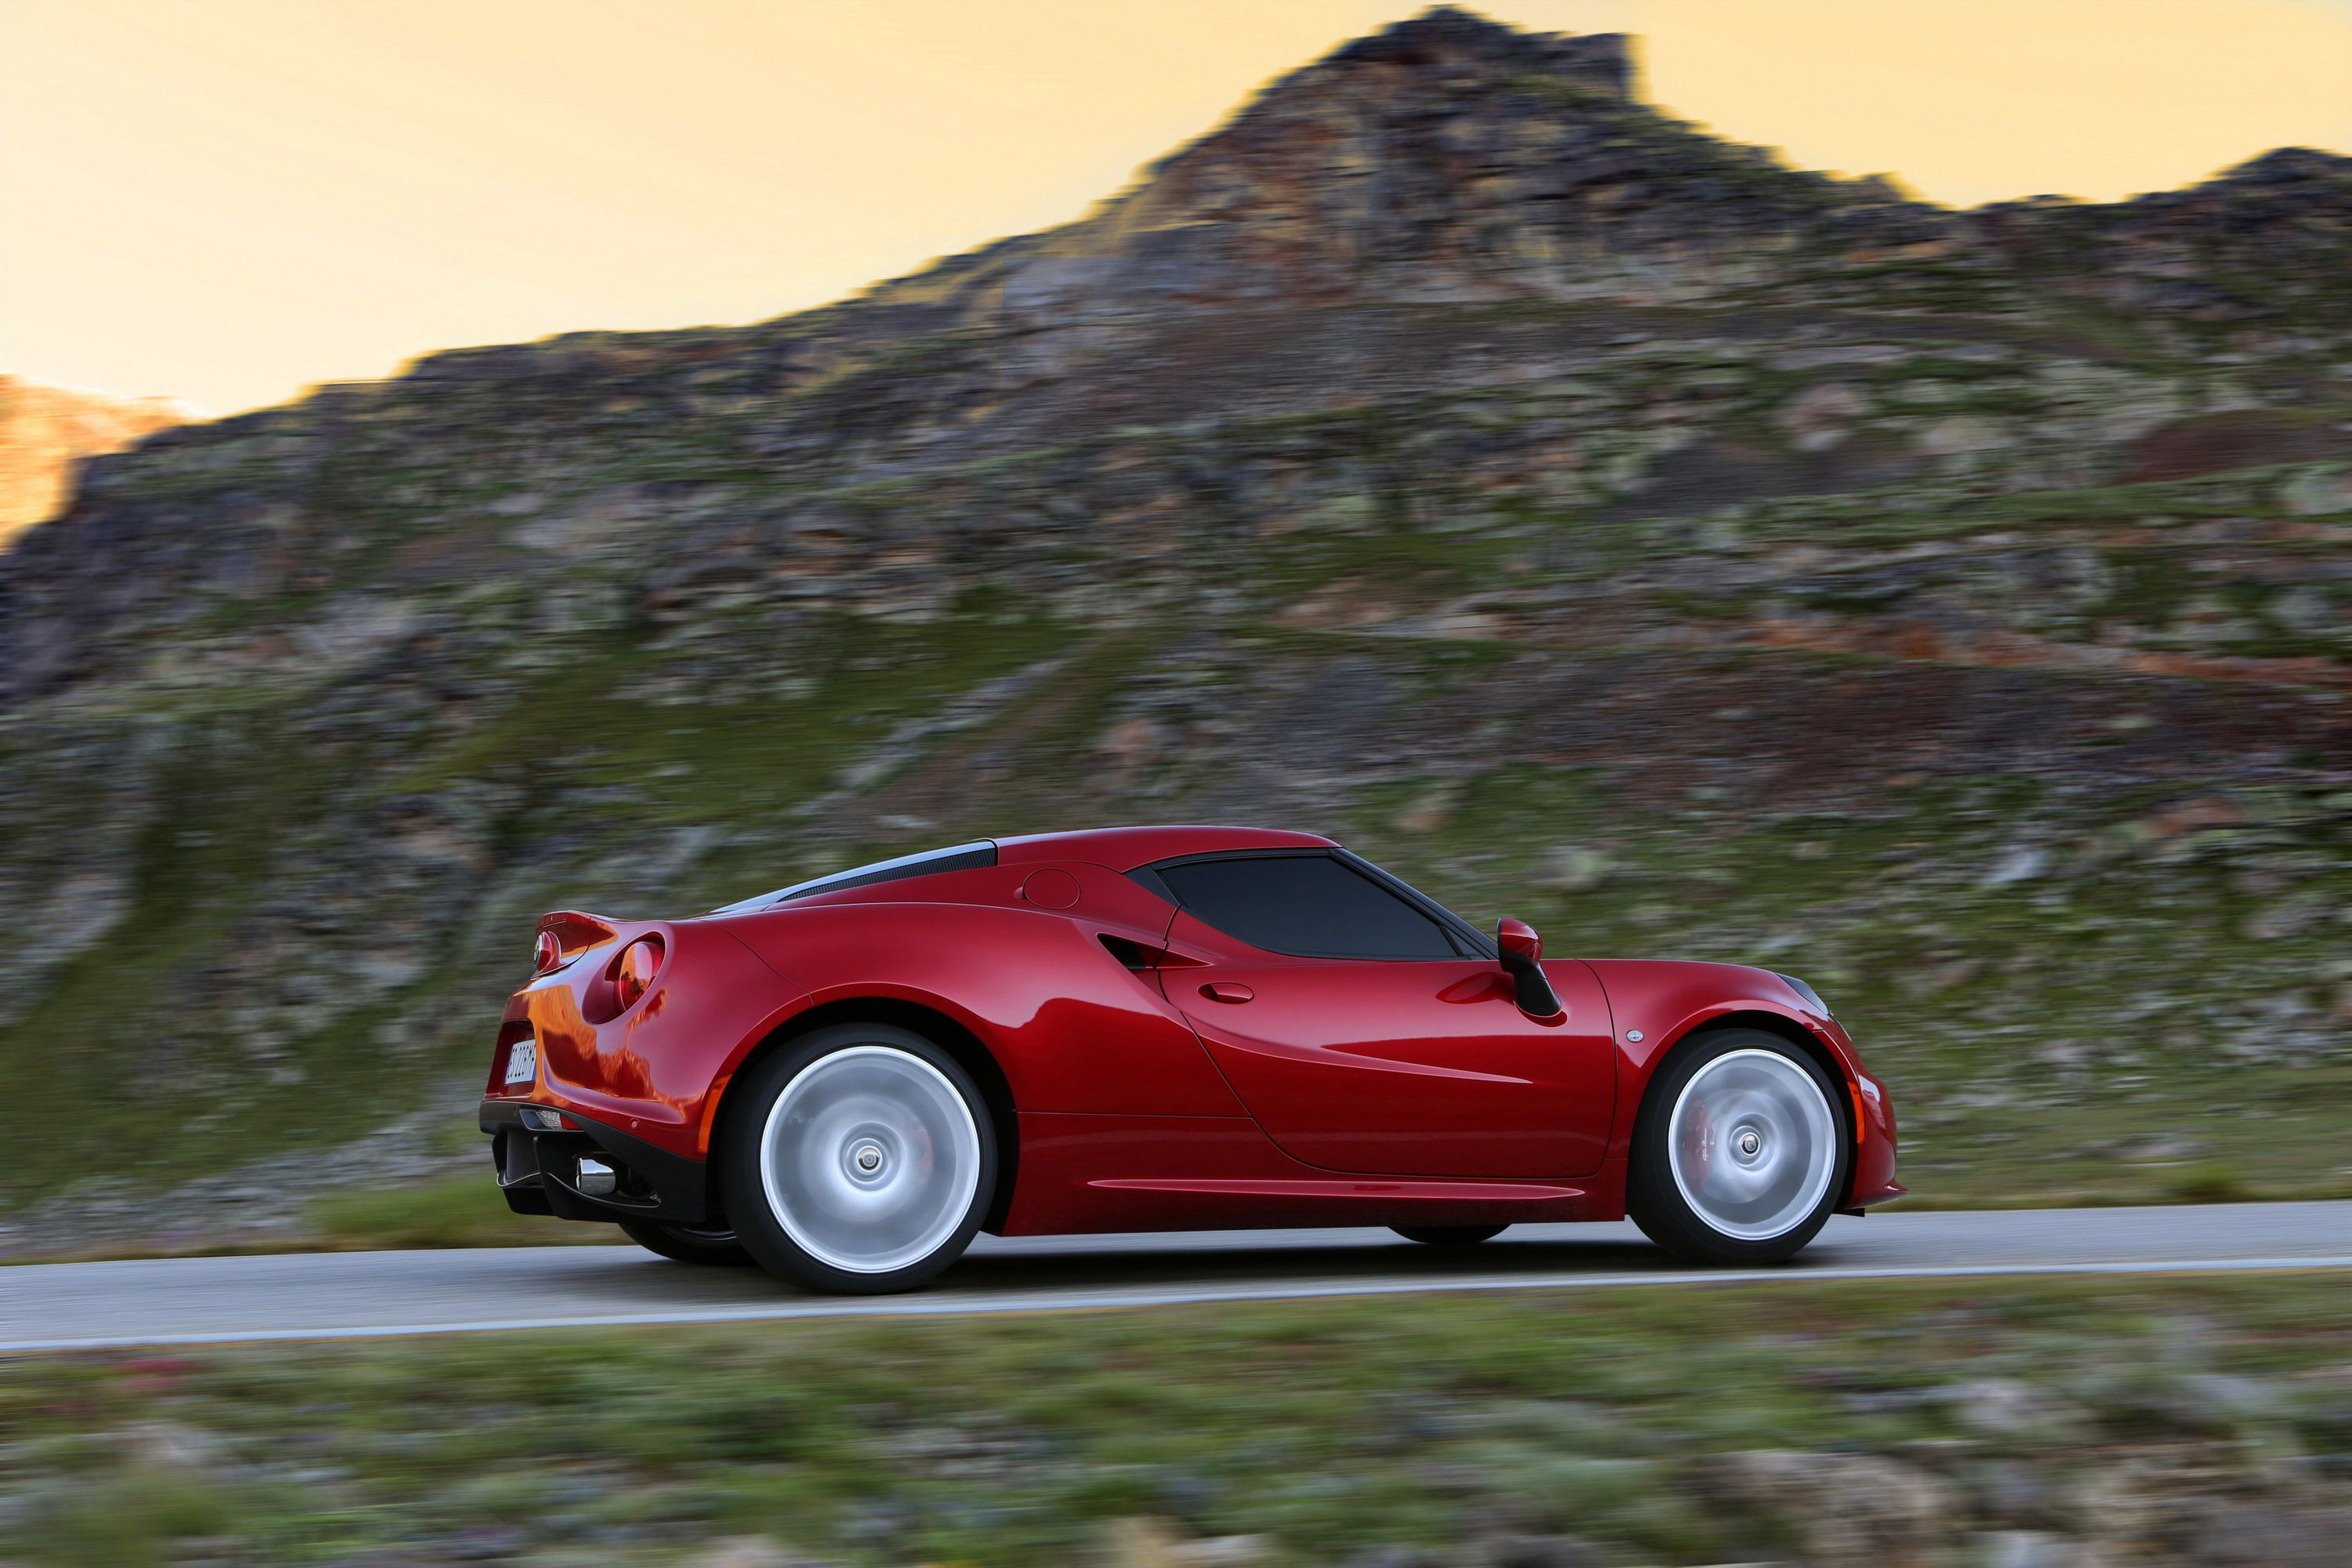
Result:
[575, 1156, 618, 1196]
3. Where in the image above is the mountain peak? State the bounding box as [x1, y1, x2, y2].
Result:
[0, 376, 184, 546]
[1327, 5, 1632, 96]
[2212, 145, 2352, 188]
[931, 7, 1800, 322]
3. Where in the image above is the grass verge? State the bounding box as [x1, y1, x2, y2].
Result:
[2, 1178, 624, 1266]
[303, 1176, 621, 1254]
[2, 1276, 2347, 1565]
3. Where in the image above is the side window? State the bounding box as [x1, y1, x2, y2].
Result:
[1157, 855, 1459, 960]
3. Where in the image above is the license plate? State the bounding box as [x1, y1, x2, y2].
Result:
[503, 1037, 539, 1086]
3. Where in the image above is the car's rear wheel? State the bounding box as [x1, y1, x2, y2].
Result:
[719, 1022, 996, 1294]
[1629, 1029, 1849, 1266]
[1392, 1224, 1508, 1247]
[616, 1217, 754, 1266]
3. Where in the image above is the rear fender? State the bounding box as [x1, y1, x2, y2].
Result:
[710, 884, 1240, 1120]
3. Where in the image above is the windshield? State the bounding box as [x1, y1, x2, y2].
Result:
[708, 840, 998, 914]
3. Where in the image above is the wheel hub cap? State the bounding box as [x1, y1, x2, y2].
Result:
[758, 1046, 982, 1274]
[1667, 1048, 1836, 1242]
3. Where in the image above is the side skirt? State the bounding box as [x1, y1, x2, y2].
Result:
[1001, 1111, 1612, 1233]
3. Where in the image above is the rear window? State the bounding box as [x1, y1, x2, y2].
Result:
[1157, 853, 1458, 960]
[711, 841, 997, 913]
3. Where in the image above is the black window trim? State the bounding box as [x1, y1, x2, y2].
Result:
[1129, 847, 1497, 963]
[711, 840, 1000, 913]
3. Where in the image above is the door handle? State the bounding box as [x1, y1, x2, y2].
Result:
[1200, 982, 1254, 1004]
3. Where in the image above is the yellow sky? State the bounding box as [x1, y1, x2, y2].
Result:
[3, 1, 2347, 415]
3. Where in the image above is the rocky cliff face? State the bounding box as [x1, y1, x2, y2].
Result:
[0, 376, 183, 548]
[3, 8, 2349, 1249]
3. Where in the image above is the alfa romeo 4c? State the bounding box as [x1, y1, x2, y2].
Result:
[484, 826, 1901, 1292]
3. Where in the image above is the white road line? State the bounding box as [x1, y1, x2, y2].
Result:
[9, 1252, 2349, 1353]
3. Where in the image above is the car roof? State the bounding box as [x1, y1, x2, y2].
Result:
[996, 825, 1337, 870]
[706, 826, 1345, 914]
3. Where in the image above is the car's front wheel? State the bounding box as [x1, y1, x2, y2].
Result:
[719, 1022, 996, 1294]
[1629, 1028, 1849, 1266]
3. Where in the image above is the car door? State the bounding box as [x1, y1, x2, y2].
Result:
[1147, 851, 1617, 1179]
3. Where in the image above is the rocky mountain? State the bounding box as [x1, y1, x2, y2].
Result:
[0, 376, 183, 548]
[3, 7, 2348, 1250]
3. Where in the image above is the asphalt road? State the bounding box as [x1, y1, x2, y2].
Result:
[7, 1200, 2349, 1352]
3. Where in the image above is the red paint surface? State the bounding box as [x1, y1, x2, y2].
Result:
[483, 825, 1902, 1229]
[1001, 1112, 1596, 1232]
[1163, 910, 1618, 1178]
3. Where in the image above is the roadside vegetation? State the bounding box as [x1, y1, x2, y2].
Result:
[3, 1276, 2348, 1566]
[301, 1178, 614, 1254]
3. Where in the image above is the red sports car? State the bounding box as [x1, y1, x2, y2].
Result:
[484, 826, 1901, 1292]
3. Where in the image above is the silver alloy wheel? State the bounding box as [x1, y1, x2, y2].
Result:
[1667, 1047, 1837, 1241]
[757, 1044, 982, 1274]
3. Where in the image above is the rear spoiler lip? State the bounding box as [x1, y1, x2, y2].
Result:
[538, 909, 622, 957]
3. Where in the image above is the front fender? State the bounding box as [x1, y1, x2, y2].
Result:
[1580, 960, 1893, 1192]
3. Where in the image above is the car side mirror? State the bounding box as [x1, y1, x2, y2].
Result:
[1496, 917, 1564, 1020]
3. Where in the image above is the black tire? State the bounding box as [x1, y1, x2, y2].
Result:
[1628, 1027, 1850, 1266]
[616, 1217, 755, 1266]
[1392, 1224, 1508, 1247]
[717, 1022, 996, 1295]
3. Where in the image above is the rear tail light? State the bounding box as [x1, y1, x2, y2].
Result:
[613, 936, 662, 1011]
[533, 930, 563, 975]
